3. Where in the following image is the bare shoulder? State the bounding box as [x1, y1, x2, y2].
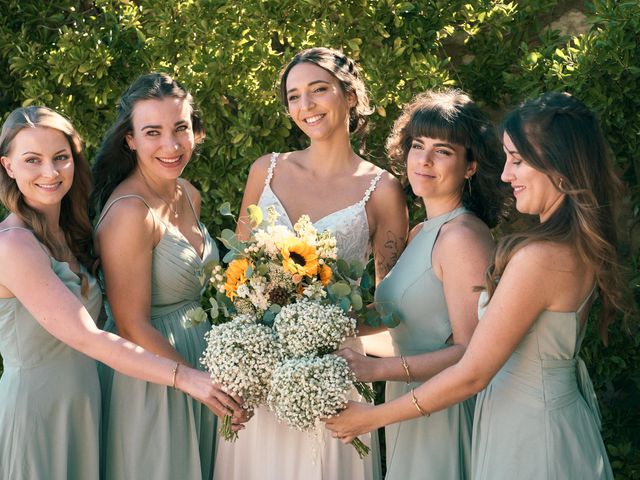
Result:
[439, 214, 493, 249]
[95, 195, 154, 236]
[0, 228, 50, 279]
[248, 152, 277, 180]
[508, 240, 572, 271]
[364, 165, 404, 204]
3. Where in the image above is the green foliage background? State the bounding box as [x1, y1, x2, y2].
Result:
[1, 0, 638, 475]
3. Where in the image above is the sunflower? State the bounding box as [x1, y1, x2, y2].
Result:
[224, 258, 252, 300]
[281, 238, 319, 277]
[319, 264, 333, 286]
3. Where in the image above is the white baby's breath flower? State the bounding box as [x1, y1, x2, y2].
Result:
[273, 300, 356, 356]
[200, 316, 283, 407]
[267, 355, 355, 431]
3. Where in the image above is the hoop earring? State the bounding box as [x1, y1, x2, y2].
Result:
[558, 178, 564, 190]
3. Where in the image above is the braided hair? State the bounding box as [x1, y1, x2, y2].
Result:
[278, 47, 373, 136]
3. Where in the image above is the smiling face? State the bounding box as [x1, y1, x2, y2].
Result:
[407, 136, 476, 209]
[1, 126, 74, 212]
[501, 132, 565, 222]
[284, 62, 355, 142]
[126, 97, 195, 181]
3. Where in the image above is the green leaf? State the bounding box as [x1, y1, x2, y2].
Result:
[218, 202, 233, 216]
[350, 293, 363, 311]
[339, 297, 351, 312]
[329, 281, 352, 297]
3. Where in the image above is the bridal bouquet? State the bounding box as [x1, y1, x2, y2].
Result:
[268, 355, 371, 458]
[200, 314, 283, 440]
[191, 204, 396, 448]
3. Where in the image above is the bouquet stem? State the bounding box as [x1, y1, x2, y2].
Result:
[354, 381, 376, 403]
[351, 438, 370, 458]
[219, 414, 239, 442]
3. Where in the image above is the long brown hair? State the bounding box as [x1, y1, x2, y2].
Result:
[90, 72, 205, 217]
[279, 47, 373, 137]
[485, 92, 630, 342]
[0, 106, 94, 278]
[386, 89, 509, 228]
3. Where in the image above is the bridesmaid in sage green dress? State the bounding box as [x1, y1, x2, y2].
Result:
[0, 106, 233, 480]
[92, 73, 244, 480]
[327, 93, 627, 479]
[337, 90, 507, 479]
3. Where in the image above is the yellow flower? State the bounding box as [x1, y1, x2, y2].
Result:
[319, 264, 333, 286]
[281, 238, 319, 277]
[224, 258, 251, 300]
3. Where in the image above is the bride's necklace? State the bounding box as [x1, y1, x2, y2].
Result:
[139, 171, 181, 218]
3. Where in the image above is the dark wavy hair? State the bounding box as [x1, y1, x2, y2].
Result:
[485, 92, 631, 342]
[0, 106, 94, 293]
[386, 89, 509, 228]
[278, 47, 373, 137]
[90, 72, 205, 216]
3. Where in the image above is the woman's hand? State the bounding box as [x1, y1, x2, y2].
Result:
[323, 401, 378, 444]
[336, 348, 380, 382]
[176, 367, 244, 418]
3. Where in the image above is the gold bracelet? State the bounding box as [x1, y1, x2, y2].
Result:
[171, 362, 180, 389]
[411, 388, 429, 417]
[400, 355, 413, 384]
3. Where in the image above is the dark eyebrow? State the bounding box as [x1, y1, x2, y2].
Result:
[142, 120, 188, 131]
[433, 142, 455, 149]
[21, 151, 42, 156]
[286, 79, 330, 94]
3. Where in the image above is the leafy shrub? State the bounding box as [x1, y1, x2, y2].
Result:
[1, 1, 638, 475]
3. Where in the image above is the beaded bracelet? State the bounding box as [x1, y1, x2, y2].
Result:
[411, 388, 429, 417]
[400, 355, 413, 384]
[171, 362, 180, 389]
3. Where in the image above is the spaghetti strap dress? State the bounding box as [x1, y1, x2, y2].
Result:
[213, 152, 383, 480]
[0, 227, 103, 479]
[96, 190, 219, 480]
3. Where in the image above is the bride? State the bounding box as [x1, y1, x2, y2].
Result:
[213, 47, 408, 480]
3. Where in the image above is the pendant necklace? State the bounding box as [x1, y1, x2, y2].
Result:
[139, 170, 181, 218]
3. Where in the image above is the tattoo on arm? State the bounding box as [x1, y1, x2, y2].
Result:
[375, 230, 405, 280]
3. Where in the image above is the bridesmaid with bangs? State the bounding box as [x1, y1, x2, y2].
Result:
[334, 89, 507, 479]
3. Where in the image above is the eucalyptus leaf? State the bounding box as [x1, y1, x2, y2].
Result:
[329, 282, 351, 297]
[218, 202, 233, 217]
[350, 293, 363, 311]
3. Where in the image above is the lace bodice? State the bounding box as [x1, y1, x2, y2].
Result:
[257, 152, 382, 264]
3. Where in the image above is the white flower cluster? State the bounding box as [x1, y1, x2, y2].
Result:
[293, 215, 318, 246]
[267, 355, 355, 431]
[273, 300, 357, 356]
[315, 230, 338, 262]
[200, 316, 283, 407]
[208, 263, 226, 294]
[253, 224, 296, 258]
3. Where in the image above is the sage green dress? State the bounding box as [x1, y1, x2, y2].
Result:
[96, 194, 218, 480]
[472, 289, 613, 479]
[374, 207, 475, 480]
[0, 227, 103, 480]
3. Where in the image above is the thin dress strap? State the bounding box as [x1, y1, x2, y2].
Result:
[358, 170, 384, 207]
[95, 194, 160, 230]
[0, 227, 51, 257]
[179, 180, 205, 237]
[264, 152, 280, 186]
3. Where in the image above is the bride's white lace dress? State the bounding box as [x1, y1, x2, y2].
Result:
[213, 152, 383, 480]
